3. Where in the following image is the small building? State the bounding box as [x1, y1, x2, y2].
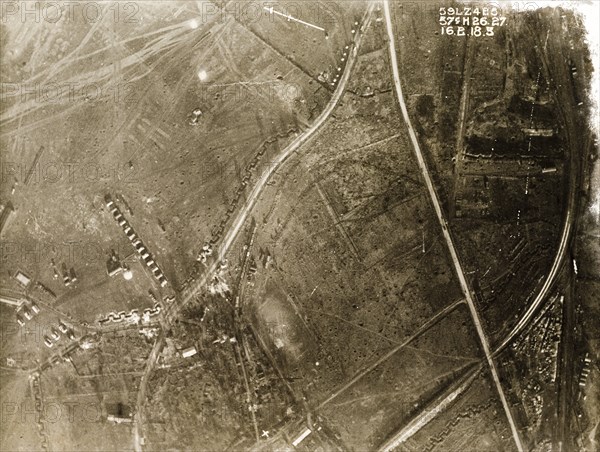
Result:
[107, 254, 122, 277]
[522, 128, 554, 137]
[292, 428, 312, 447]
[22, 307, 33, 320]
[181, 346, 197, 358]
[14, 271, 31, 287]
[107, 403, 133, 424]
[107, 415, 133, 424]
[49, 328, 60, 341]
[58, 321, 68, 334]
[158, 275, 168, 287]
[0, 295, 22, 307]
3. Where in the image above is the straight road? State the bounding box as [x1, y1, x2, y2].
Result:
[318, 298, 466, 408]
[133, 334, 164, 452]
[337, 9, 586, 450]
[381, 2, 525, 451]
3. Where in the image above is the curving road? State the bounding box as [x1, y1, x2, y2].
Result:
[137, 6, 375, 450]
[381, 1, 525, 451]
[165, 3, 376, 321]
[493, 24, 581, 358]
[377, 3, 585, 449]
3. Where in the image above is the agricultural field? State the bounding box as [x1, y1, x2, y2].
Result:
[319, 305, 482, 451]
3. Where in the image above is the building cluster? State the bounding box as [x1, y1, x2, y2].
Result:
[247, 256, 258, 283]
[212, 334, 236, 345]
[39, 334, 94, 373]
[104, 194, 167, 287]
[318, 18, 360, 88]
[139, 327, 160, 340]
[15, 301, 40, 326]
[579, 354, 593, 388]
[98, 304, 161, 325]
[52, 261, 78, 287]
[512, 300, 562, 384]
[196, 243, 213, 263]
[200, 141, 270, 251]
[508, 296, 564, 429]
[43, 320, 76, 348]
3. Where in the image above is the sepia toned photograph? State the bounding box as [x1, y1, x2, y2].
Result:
[0, 1, 599, 450]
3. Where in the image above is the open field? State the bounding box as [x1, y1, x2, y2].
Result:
[0, 370, 41, 451]
[318, 305, 482, 451]
[1, 2, 372, 450]
[1, 1, 364, 294]
[233, 14, 465, 411]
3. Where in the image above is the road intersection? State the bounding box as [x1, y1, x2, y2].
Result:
[381, 1, 525, 450]
[133, 3, 582, 450]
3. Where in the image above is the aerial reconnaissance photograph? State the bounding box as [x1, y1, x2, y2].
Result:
[0, 0, 598, 451]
